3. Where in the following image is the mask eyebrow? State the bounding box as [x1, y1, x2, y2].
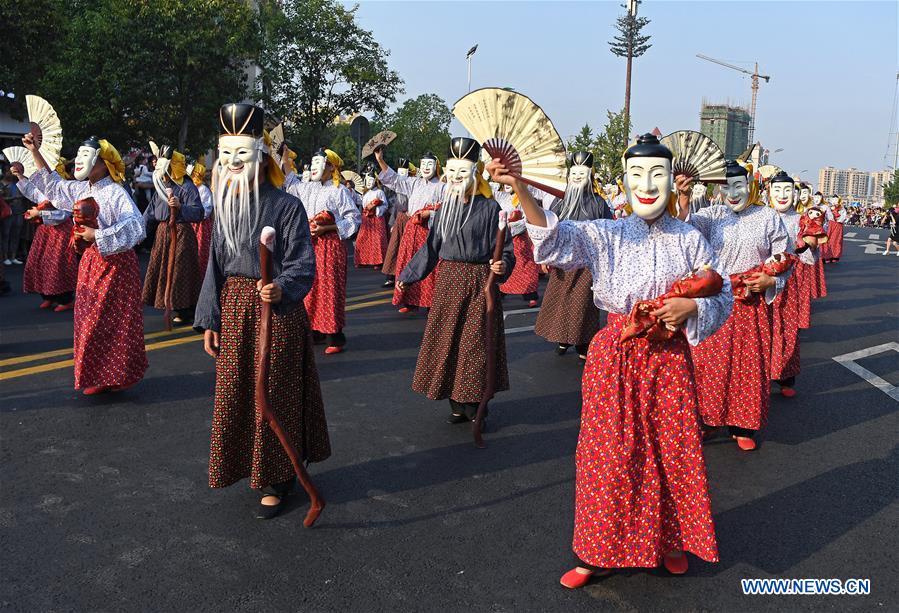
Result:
[650, 165, 665, 172]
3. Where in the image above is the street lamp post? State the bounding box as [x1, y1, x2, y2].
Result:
[466, 44, 478, 93]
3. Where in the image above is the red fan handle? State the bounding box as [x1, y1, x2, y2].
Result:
[483, 138, 565, 200]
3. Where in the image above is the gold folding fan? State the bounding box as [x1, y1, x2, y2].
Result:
[26, 95, 63, 169]
[660, 130, 727, 184]
[341, 170, 364, 194]
[453, 88, 567, 198]
[2, 146, 37, 177]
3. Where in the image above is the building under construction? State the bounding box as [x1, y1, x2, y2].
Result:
[699, 101, 751, 160]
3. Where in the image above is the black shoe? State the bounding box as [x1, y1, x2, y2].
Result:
[256, 496, 285, 520]
[446, 412, 469, 424]
[255, 479, 294, 520]
[555, 344, 570, 356]
[382, 277, 395, 288]
[311, 331, 327, 345]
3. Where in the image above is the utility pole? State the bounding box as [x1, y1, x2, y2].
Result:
[466, 44, 478, 93]
[610, 1, 651, 149]
[623, 0, 638, 148]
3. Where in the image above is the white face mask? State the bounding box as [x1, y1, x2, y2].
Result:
[419, 158, 437, 180]
[503, 184, 513, 193]
[310, 155, 327, 182]
[721, 175, 751, 212]
[302, 170, 311, 182]
[799, 188, 810, 204]
[829, 197, 838, 206]
[364, 176, 375, 189]
[74, 145, 100, 181]
[624, 156, 671, 220]
[691, 184, 706, 199]
[217, 135, 261, 185]
[813, 194, 822, 205]
[770, 182, 795, 213]
[444, 159, 476, 197]
[397, 167, 408, 177]
[488, 181, 500, 192]
[568, 164, 591, 188]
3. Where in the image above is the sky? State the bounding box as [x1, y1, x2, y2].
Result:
[348, 0, 898, 179]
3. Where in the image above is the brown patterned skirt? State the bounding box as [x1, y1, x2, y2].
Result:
[534, 267, 600, 346]
[209, 276, 331, 489]
[381, 212, 408, 276]
[142, 222, 202, 310]
[411, 261, 509, 403]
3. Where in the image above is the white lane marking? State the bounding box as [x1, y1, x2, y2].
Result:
[506, 325, 536, 334]
[869, 233, 881, 240]
[863, 244, 883, 254]
[844, 232, 857, 238]
[832, 342, 899, 402]
[503, 306, 540, 335]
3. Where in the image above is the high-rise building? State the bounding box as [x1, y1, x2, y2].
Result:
[818, 166, 849, 196]
[699, 101, 751, 159]
[869, 170, 893, 203]
[847, 168, 870, 199]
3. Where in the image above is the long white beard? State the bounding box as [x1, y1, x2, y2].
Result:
[558, 181, 588, 221]
[213, 161, 261, 257]
[435, 182, 475, 240]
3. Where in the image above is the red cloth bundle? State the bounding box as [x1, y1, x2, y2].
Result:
[729, 253, 793, 302]
[26, 200, 55, 225]
[795, 207, 828, 253]
[71, 197, 100, 254]
[363, 198, 382, 218]
[411, 203, 440, 227]
[310, 210, 336, 234]
[507, 209, 524, 223]
[620, 266, 724, 342]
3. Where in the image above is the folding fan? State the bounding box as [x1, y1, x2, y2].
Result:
[149, 141, 160, 157]
[452, 88, 567, 198]
[757, 165, 781, 181]
[26, 95, 62, 169]
[660, 130, 727, 184]
[341, 170, 364, 194]
[362, 131, 396, 158]
[2, 146, 37, 177]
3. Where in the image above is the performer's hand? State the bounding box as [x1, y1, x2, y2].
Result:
[9, 162, 24, 179]
[257, 280, 282, 304]
[486, 158, 520, 190]
[204, 330, 220, 358]
[489, 258, 506, 276]
[745, 272, 774, 292]
[651, 297, 697, 327]
[675, 174, 693, 220]
[310, 223, 331, 237]
[374, 146, 385, 164]
[395, 280, 406, 291]
[168, 194, 181, 209]
[540, 264, 550, 275]
[24, 207, 39, 220]
[74, 226, 96, 243]
[22, 133, 37, 152]
[419, 210, 432, 220]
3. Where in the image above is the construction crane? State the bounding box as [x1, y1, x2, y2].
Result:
[696, 54, 770, 144]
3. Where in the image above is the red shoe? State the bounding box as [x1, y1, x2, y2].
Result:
[733, 436, 757, 451]
[560, 568, 594, 589]
[54, 302, 74, 312]
[82, 386, 111, 396]
[39, 300, 54, 309]
[528, 299, 538, 308]
[663, 551, 689, 575]
[780, 386, 796, 398]
[398, 306, 410, 314]
[324, 345, 343, 355]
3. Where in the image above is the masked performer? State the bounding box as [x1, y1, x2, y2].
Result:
[379, 158, 411, 287]
[533, 151, 613, 359]
[821, 195, 846, 263]
[375, 148, 445, 314]
[18, 161, 79, 311]
[681, 161, 792, 450]
[769, 174, 817, 397]
[23, 133, 148, 395]
[189, 161, 214, 277]
[493, 185, 539, 307]
[399, 137, 514, 426]
[141, 147, 205, 324]
[195, 103, 330, 519]
[283, 148, 360, 354]
[489, 133, 731, 584]
[354, 167, 389, 268]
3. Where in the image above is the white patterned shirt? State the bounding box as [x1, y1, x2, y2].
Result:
[776, 209, 817, 265]
[378, 168, 444, 215]
[283, 173, 361, 240]
[362, 189, 388, 217]
[527, 211, 733, 346]
[31, 169, 146, 256]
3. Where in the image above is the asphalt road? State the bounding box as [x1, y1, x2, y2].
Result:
[1, 228, 897, 612]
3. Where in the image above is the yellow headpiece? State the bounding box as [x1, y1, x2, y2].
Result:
[473, 161, 493, 199]
[284, 146, 298, 174]
[98, 139, 125, 183]
[191, 161, 206, 186]
[55, 157, 70, 180]
[324, 149, 343, 187]
[169, 151, 187, 184]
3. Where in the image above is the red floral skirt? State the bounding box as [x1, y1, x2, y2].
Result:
[770, 273, 802, 381]
[573, 313, 718, 568]
[534, 267, 599, 346]
[792, 262, 815, 329]
[411, 261, 508, 403]
[821, 221, 843, 260]
[499, 233, 539, 295]
[192, 216, 213, 278]
[354, 213, 388, 266]
[811, 258, 827, 299]
[23, 221, 78, 296]
[210, 276, 330, 489]
[303, 233, 347, 334]
[74, 247, 148, 389]
[381, 212, 408, 276]
[692, 297, 770, 431]
[393, 220, 437, 308]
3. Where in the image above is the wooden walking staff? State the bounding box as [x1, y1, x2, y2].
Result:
[256, 226, 325, 527]
[162, 187, 177, 331]
[473, 211, 508, 448]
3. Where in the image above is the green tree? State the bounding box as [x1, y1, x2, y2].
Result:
[379, 94, 452, 162]
[883, 169, 899, 206]
[593, 109, 632, 184]
[608, 2, 651, 148]
[256, 0, 404, 156]
[33, 0, 258, 157]
[567, 124, 598, 158]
